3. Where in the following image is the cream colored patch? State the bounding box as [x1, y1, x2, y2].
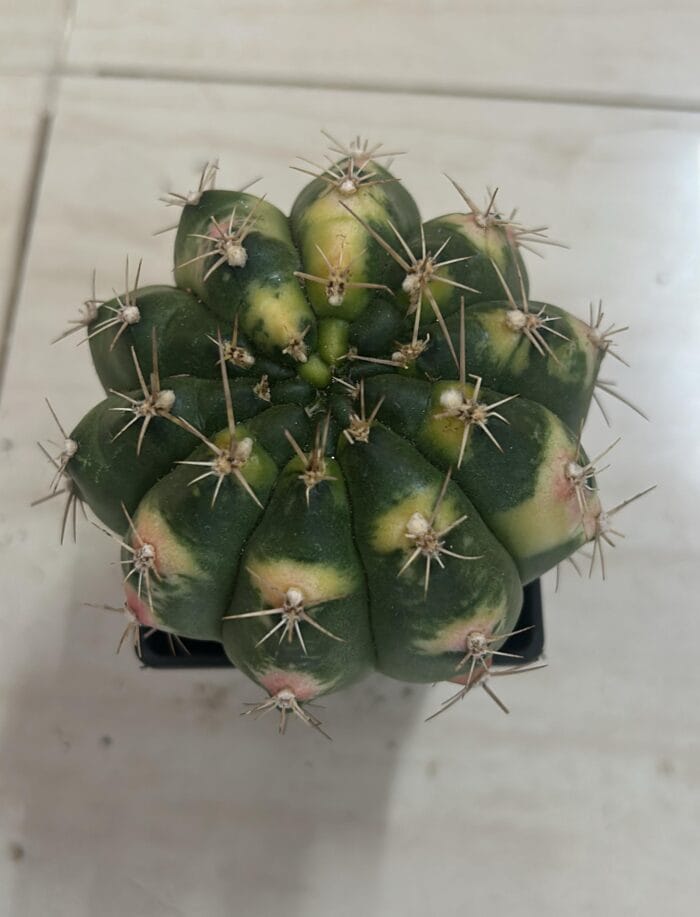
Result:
[306, 217, 367, 279]
[413, 606, 509, 656]
[492, 418, 590, 557]
[303, 186, 387, 229]
[246, 557, 356, 608]
[133, 502, 201, 579]
[244, 281, 313, 350]
[371, 485, 463, 555]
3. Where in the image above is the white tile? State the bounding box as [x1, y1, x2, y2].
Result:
[0, 77, 46, 353]
[1, 76, 699, 915]
[66, 0, 700, 106]
[0, 1, 69, 73]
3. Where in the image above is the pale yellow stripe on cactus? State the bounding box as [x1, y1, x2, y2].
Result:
[370, 486, 463, 555]
[244, 280, 313, 350]
[133, 499, 202, 579]
[300, 184, 388, 231]
[301, 215, 369, 310]
[209, 425, 277, 490]
[491, 417, 597, 559]
[413, 606, 510, 656]
[245, 558, 356, 609]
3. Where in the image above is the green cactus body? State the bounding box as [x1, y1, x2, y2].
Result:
[400, 213, 527, 325]
[338, 425, 522, 682]
[174, 190, 317, 367]
[289, 160, 420, 322]
[88, 285, 224, 393]
[416, 301, 603, 430]
[88, 282, 302, 395]
[67, 376, 302, 531]
[363, 375, 597, 583]
[223, 456, 374, 702]
[123, 425, 278, 640]
[51, 138, 625, 735]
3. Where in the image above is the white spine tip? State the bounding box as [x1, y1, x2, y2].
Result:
[406, 512, 430, 536]
[157, 390, 176, 412]
[237, 437, 253, 463]
[439, 388, 464, 411]
[506, 308, 527, 330]
[226, 244, 248, 268]
[402, 274, 420, 294]
[566, 460, 583, 480]
[285, 587, 304, 607]
[123, 305, 141, 325]
[139, 543, 156, 562]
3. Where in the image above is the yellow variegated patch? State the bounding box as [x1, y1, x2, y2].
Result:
[371, 486, 463, 555]
[246, 557, 357, 609]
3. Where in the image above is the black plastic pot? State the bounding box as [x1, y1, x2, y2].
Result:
[137, 579, 544, 669]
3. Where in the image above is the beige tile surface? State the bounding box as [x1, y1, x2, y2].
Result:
[0, 76, 48, 357]
[67, 0, 700, 106]
[0, 76, 699, 915]
[0, 1, 69, 73]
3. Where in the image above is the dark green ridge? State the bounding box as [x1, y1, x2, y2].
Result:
[88, 286, 220, 393]
[123, 428, 279, 641]
[269, 376, 316, 407]
[348, 295, 404, 356]
[87, 284, 296, 396]
[244, 404, 314, 466]
[223, 457, 374, 696]
[337, 424, 522, 683]
[328, 391, 354, 432]
[398, 215, 528, 323]
[67, 377, 266, 531]
[289, 160, 421, 321]
[415, 300, 602, 430]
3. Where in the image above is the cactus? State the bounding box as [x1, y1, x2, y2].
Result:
[38, 133, 652, 738]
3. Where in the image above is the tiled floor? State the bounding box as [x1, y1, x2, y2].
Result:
[1, 5, 698, 916]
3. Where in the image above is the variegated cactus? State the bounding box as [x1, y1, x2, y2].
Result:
[39, 133, 651, 738]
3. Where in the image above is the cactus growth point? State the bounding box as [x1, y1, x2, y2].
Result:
[39, 135, 652, 738]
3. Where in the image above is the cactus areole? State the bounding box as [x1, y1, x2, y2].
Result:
[43, 134, 647, 738]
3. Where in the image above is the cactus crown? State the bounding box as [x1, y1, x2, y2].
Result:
[39, 133, 652, 738]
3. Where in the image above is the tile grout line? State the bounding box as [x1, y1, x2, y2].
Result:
[0, 0, 78, 405]
[60, 63, 700, 116]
